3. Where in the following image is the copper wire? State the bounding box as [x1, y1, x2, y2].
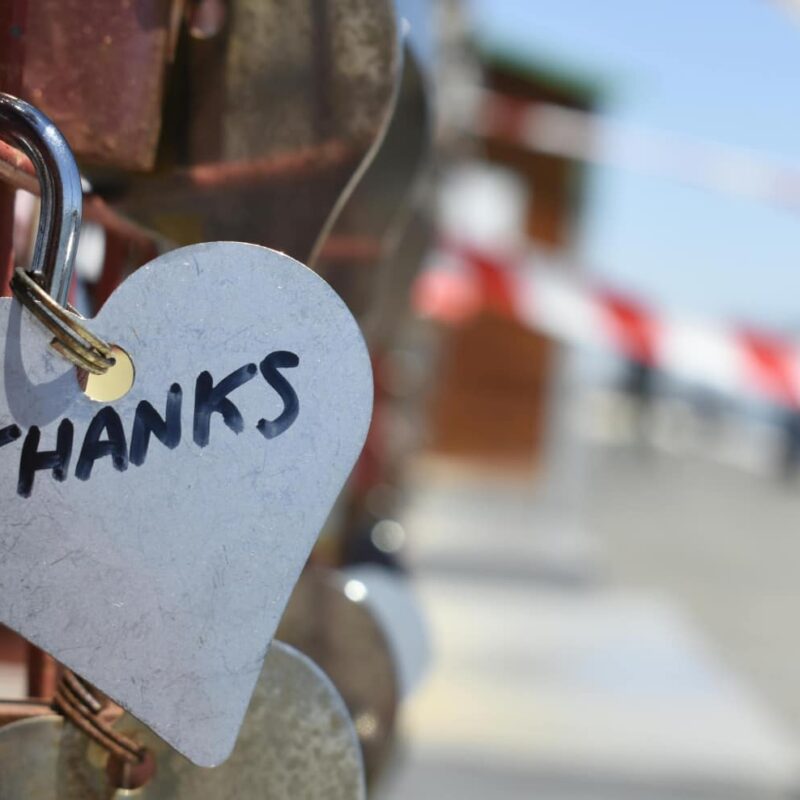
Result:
[52, 670, 144, 765]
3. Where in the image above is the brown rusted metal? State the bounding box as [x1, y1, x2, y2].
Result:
[0, 0, 400, 282]
[0, 138, 36, 193]
[187, 0, 227, 40]
[83, 197, 160, 255]
[0, 135, 374, 276]
[122, 139, 356, 203]
[317, 234, 383, 265]
[86, 230, 128, 313]
[0, 141, 159, 256]
[0, 1, 27, 93]
[111, 0, 400, 264]
[0, 700, 52, 728]
[21, 0, 176, 170]
[0, 0, 27, 298]
[117, 148, 367, 261]
[26, 646, 58, 701]
[0, 184, 15, 299]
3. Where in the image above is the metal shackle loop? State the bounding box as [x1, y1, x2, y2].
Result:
[0, 92, 82, 307]
[0, 93, 113, 374]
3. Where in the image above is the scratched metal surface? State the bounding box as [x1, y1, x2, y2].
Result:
[0, 709, 63, 799]
[20, 0, 177, 170]
[277, 567, 400, 784]
[312, 39, 433, 341]
[0, 642, 366, 799]
[114, 0, 401, 265]
[0, 242, 373, 766]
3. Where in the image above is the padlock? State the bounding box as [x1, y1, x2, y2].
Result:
[0, 93, 372, 766]
[108, 0, 402, 268]
[19, 0, 178, 171]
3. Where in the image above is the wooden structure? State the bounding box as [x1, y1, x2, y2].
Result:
[430, 45, 599, 464]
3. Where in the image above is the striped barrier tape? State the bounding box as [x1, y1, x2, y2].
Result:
[413, 240, 800, 409]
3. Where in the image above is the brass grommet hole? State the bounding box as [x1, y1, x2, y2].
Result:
[81, 346, 135, 402]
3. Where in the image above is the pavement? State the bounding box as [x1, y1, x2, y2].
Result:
[2, 388, 799, 798]
[378, 398, 800, 799]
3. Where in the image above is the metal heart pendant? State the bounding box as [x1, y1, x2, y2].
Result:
[0, 242, 372, 766]
[0, 642, 366, 799]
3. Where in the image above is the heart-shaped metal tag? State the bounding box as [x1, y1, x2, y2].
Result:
[0, 242, 372, 766]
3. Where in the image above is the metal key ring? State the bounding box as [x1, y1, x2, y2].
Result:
[0, 93, 114, 374]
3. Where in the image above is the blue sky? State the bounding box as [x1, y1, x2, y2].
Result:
[466, 0, 800, 329]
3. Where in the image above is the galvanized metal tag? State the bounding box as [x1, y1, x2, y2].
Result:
[0, 642, 366, 799]
[277, 567, 400, 784]
[0, 242, 373, 767]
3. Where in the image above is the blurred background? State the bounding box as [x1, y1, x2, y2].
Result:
[383, 2, 800, 798]
[5, 0, 800, 797]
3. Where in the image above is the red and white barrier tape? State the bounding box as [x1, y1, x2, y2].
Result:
[477, 91, 800, 212]
[413, 241, 800, 409]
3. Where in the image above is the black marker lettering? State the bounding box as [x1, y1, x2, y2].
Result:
[9, 353, 304, 494]
[193, 364, 257, 447]
[0, 424, 21, 449]
[17, 419, 73, 498]
[75, 407, 128, 481]
[130, 383, 182, 466]
[257, 351, 300, 439]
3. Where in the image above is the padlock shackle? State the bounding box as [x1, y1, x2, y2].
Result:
[0, 93, 82, 307]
